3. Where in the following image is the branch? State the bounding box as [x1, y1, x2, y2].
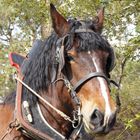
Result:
[118, 56, 129, 87]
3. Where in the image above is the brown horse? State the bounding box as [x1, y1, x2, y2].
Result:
[0, 4, 117, 140]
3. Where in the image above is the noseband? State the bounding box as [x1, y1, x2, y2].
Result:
[73, 72, 110, 91]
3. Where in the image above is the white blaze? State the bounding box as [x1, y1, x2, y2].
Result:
[91, 55, 112, 125]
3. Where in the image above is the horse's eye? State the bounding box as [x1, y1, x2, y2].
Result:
[66, 54, 74, 62]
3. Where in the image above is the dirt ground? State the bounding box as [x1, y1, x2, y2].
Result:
[95, 121, 140, 140]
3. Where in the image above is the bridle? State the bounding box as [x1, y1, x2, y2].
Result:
[14, 29, 119, 140]
[53, 28, 120, 139]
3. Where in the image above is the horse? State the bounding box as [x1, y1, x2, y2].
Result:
[0, 4, 118, 140]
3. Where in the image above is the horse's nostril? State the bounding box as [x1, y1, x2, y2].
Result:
[90, 110, 104, 126]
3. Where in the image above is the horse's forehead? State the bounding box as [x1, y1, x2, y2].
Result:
[77, 20, 93, 29]
[68, 18, 93, 29]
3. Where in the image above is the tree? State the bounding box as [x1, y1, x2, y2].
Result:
[0, 1, 140, 139]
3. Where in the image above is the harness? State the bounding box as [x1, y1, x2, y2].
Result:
[4, 29, 120, 140]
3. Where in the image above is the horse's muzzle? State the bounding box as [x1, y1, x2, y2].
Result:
[89, 110, 116, 134]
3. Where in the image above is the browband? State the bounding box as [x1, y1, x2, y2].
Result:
[74, 28, 94, 33]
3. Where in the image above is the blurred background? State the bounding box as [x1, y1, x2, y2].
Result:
[0, 0, 139, 139]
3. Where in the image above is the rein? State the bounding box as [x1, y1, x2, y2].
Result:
[15, 74, 83, 140]
[15, 75, 75, 124]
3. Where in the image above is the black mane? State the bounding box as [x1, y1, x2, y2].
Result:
[21, 18, 114, 103]
[21, 34, 59, 103]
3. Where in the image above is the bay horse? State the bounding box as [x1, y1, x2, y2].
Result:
[0, 4, 117, 140]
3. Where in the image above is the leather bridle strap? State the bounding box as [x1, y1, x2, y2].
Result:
[73, 72, 110, 92]
[74, 29, 94, 33]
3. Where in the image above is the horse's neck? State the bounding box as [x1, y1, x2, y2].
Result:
[38, 86, 73, 137]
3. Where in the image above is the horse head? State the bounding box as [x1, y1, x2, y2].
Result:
[20, 4, 117, 139]
[49, 4, 117, 135]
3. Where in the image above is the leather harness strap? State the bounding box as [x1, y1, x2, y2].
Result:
[73, 72, 110, 92]
[15, 73, 60, 140]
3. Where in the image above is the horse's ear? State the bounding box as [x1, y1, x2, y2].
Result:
[94, 7, 104, 33]
[50, 3, 70, 37]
